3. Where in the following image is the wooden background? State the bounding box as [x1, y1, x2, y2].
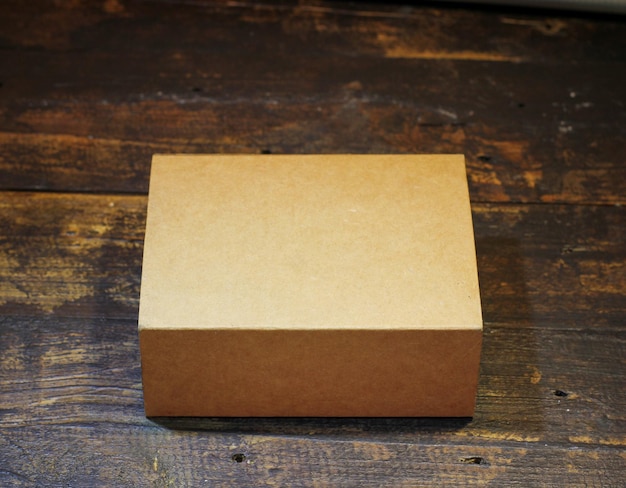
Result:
[0, 0, 624, 485]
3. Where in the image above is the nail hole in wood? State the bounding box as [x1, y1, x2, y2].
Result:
[260, 149, 272, 154]
[231, 453, 246, 463]
[477, 155, 492, 162]
[461, 456, 485, 465]
[554, 389, 568, 397]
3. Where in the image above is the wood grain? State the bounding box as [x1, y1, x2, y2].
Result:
[1, 193, 623, 327]
[0, 192, 144, 318]
[0, 0, 625, 486]
[1, 316, 624, 485]
[1, 1, 625, 203]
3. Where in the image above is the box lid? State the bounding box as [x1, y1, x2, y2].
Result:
[139, 154, 482, 331]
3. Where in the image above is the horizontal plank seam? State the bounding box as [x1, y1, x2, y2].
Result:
[1, 188, 622, 207]
[1, 420, 623, 450]
[0, 188, 148, 198]
[470, 200, 624, 208]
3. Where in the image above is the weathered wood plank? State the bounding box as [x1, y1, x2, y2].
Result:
[1, 316, 624, 486]
[1, 193, 623, 327]
[2, 82, 625, 204]
[0, 192, 144, 318]
[476, 203, 626, 328]
[1, 425, 624, 486]
[0, 1, 624, 203]
[1, 0, 625, 61]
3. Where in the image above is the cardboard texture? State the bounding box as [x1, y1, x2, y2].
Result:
[139, 154, 483, 417]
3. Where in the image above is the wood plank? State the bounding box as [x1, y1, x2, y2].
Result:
[0, 1, 625, 202]
[1, 193, 623, 327]
[0, 192, 144, 318]
[1, 425, 624, 486]
[1, 316, 624, 485]
[1, 0, 625, 62]
[476, 203, 626, 328]
[2, 81, 625, 203]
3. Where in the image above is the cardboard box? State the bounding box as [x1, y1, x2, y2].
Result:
[139, 154, 483, 417]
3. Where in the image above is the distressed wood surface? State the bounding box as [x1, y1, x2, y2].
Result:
[2, 312, 625, 486]
[1, 0, 625, 204]
[0, 0, 625, 486]
[1, 192, 624, 327]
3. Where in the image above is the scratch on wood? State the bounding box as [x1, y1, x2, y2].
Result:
[578, 262, 625, 294]
[458, 431, 541, 443]
[524, 170, 543, 189]
[529, 366, 542, 385]
[501, 17, 567, 35]
[569, 435, 626, 447]
[383, 48, 524, 63]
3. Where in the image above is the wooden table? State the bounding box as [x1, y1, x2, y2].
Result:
[1, 0, 624, 485]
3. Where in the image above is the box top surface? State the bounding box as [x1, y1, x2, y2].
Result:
[139, 154, 482, 330]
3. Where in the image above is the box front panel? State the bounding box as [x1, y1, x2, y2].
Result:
[140, 328, 482, 417]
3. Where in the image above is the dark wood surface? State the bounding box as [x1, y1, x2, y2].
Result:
[1, 0, 625, 485]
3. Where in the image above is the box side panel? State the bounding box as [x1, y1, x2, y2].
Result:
[140, 328, 482, 417]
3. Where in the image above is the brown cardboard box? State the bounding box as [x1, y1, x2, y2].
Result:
[139, 154, 483, 417]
